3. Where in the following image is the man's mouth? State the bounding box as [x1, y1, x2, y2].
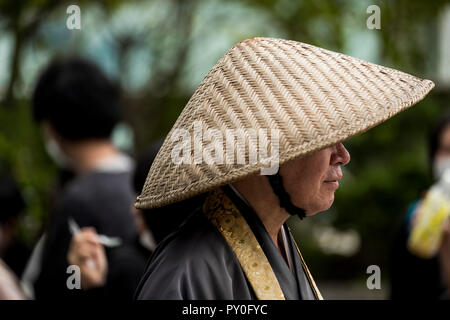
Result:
[323, 180, 339, 188]
[323, 173, 343, 188]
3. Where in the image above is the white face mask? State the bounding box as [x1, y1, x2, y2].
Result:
[139, 230, 156, 252]
[433, 157, 450, 181]
[44, 137, 72, 169]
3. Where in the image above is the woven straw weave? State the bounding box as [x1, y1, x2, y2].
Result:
[136, 37, 434, 209]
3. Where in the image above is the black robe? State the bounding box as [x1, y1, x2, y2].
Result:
[135, 185, 316, 300]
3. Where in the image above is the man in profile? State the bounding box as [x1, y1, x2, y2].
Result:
[134, 37, 434, 300]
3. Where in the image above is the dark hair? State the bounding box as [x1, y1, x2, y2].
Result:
[428, 113, 450, 166]
[0, 174, 25, 223]
[32, 57, 121, 141]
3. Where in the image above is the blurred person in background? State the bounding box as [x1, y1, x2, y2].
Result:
[0, 172, 31, 279]
[66, 140, 203, 295]
[132, 140, 202, 245]
[29, 57, 138, 299]
[0, 173, 27, 299]
[390, 113, 450, 299]
[0, 259, 26, 300]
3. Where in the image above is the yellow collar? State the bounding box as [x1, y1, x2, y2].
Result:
[203, 187, 323, 300]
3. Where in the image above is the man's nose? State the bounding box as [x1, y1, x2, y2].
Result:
[332, 143, 351, 166]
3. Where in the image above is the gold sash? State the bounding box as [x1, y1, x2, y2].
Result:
[203, 188, 323, 300]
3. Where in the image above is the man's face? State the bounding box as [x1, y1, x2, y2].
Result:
[280, 143, 350, 216]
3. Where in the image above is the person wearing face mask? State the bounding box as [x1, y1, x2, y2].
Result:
[29, 57, 138, 299]
[66, 140, 203, 294]
[390, 113, 450, 300]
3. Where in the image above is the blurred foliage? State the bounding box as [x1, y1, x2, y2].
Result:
[0, 99, 56, 245]
[1, 0, 450, 283]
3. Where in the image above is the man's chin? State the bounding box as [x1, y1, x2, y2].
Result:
[308, 198, 334, 216]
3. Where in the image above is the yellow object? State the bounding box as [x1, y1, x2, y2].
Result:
[408, 186, 450, 258]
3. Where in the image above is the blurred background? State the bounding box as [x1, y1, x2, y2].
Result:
[0, 0, 449, 299]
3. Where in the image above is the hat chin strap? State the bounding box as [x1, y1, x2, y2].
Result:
[266, 173, 306, 220]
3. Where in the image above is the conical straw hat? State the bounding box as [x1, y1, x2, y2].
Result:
[135, 37, 434, 209]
